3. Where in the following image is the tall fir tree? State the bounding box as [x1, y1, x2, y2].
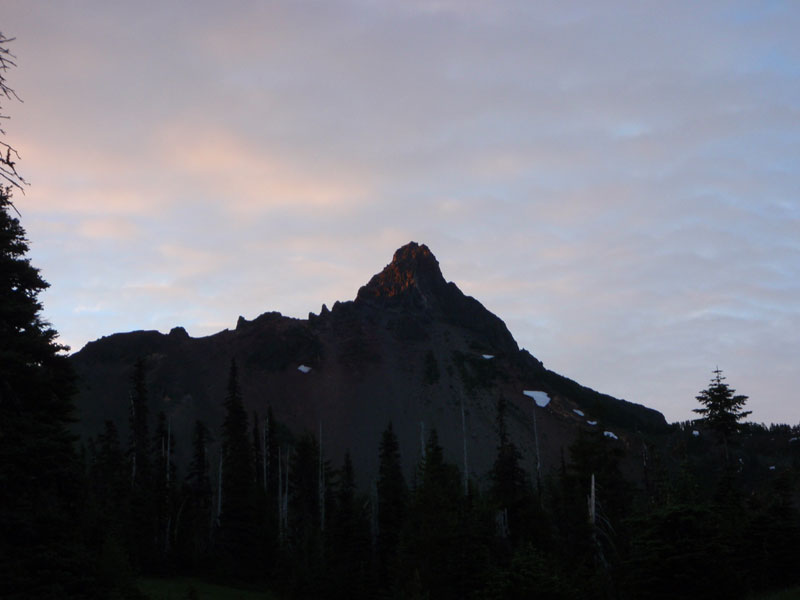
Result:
[126, 358, 157, 572]
[694, 368, 751, 462]
[400, 429, 470, 600]
[217, 359, 257, 579]
[265, 406, 279, 498]
[253, 411, 264, 490]
[286, 431, 331, 596]
[152, 410, 177, 569]
[88, 420, 128, 526]
[376, 422, 407, 590]
[175, 419, 213, 570]
[249, 410, 274, 579]
[0, 37, 97, 596]
[0, 200, 93, 591]
[260, 405, 281, 568]
[489, 396, 529, 547]
[325, 452, 373, 600]
[87, 421, 138, 595]
[128, 358, 151, 489]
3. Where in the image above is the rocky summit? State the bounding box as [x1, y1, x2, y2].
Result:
[70, 242, 667, 484]
[356, 242, 449, 306]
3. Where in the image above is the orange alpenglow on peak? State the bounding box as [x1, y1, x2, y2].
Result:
[356, 242, 448, 303]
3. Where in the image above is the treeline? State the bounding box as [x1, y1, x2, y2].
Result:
[82, 362, 800, 600]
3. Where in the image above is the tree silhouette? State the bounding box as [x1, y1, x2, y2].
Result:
[126, 358, 157, 572]
[153, 410, 177, 566]
[175, 420, 214, 570]
[489, 396, 528, 545]
[128, 358, 151, 490]
[693, 368, 750, 461]
[326, 452, 373, 599]
[0, 36, 95, 596]
[217, 359, 257, 579]
[400, 429, 469, 600]
[376, 422, 407, 589]
[287, 431, 329, 597]
[87, 421, 136, 594]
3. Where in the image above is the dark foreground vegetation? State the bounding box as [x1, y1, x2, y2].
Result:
[138, 577, 276, 599]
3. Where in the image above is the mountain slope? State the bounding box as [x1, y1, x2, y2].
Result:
[70, 242, 667, 483]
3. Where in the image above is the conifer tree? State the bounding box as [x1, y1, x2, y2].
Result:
[0, 37, 96, 596]
[175, 420, 213, 570]
[249, 409, 276, 579]
[326, 452, 373, 599]
[265, 406, 279, 497]
[287, 431, 331, 596]
[253, 411, 264, 490]
[489, 397, 528, 545]
[153, 410, 177, 566]
[187, 420, 212, 500]
[261, 406, 281, 559]
[86, 421, 141, 594]
[217, 359, 257, 578]
[694, 368, 751, 458]
[126, 358, 157, 572]
[400, 429, 468, 600]
[623, 503, 739, 600]
[89, 420, 128, 519]
[376, 422, 407, 589]
[128, 358, 151, 489]
[694, 368, 750, 471]
[745, 470, 800, 591]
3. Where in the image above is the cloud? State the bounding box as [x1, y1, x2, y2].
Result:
[77, 218, 139, 241]
[155, 123, 371, 215]
[4, 0, 800, 424]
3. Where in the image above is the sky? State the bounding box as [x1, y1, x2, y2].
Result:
[3, 1, 799, 425]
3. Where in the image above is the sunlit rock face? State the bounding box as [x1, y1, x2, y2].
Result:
[354, 241, 520, 354]
[70, 243, 668, 485]
[356, 242, 447, 307]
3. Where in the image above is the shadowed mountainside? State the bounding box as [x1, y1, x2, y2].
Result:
[70, 242, 667, 483]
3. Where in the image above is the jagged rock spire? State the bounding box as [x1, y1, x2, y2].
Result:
[352, 241, 520, 353]
[356, 242, 448, 307]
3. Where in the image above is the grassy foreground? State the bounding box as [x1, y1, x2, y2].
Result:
[138, 577, 277, 600]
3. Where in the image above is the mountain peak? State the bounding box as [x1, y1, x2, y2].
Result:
[387, 241, 443, 282]
[355, 242, 448, 306]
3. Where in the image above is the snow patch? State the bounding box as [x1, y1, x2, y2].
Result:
[482, 354, 495, 359]
[769, 466, 776, 471]
[523, 390, 551, 407]
[692, 430, 700, 437]
[603, 431, 618, 440]
[573, 409, 585, 417]
[790, 437, 798, 443]
[587, 420, 597, 426]
[297, 365, 312, 374]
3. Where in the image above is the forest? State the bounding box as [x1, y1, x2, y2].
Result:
[69, 366, 800, 600]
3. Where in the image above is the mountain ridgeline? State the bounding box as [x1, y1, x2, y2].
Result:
[71, 242, 667, 481]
